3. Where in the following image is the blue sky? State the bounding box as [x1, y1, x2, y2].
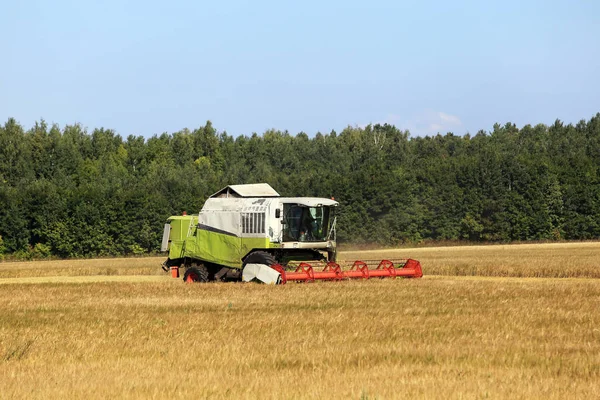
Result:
[2, 0, 599, 137]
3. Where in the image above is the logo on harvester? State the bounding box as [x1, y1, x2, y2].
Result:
[252, 199, 266, 205]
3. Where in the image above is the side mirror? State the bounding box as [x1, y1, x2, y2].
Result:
[275, 209, 281, 218]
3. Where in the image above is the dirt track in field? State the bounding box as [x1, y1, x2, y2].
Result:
[0, 274, 593, 286]
[0, 275, 171, 285]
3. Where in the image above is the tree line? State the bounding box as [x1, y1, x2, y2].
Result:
[1, 114, 599, 259]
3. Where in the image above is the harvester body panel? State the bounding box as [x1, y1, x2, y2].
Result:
[163, 184, 337, 271]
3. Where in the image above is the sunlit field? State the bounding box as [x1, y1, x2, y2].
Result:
[342, 241, 600, 278]
[0, 257, 162, 280]
[1, 242, 599, 399]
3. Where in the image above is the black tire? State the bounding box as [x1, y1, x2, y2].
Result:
[183, 264, 209, 283]
[328, 249, 337, 263]
[243, 251, 277, 268]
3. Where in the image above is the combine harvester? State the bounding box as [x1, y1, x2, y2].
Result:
[161, 183, 422, 284]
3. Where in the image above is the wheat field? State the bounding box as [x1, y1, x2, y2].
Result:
[1, 243, 599, 399]
[341, 241, 600, 278]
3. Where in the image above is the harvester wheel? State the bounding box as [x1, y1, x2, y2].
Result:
[241, 251, 279, 283]
[183, 264, 209, 283]
[243, 251, 276, 268]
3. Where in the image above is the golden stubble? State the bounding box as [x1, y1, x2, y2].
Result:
[342, 241, 600, 278]
[0, 242, 599, 399]
[1, 241, 599, 280]
[1, 279, 599, 398]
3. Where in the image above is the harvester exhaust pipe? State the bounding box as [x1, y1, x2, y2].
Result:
[271, 259, 422, 284]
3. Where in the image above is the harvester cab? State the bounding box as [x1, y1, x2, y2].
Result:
[278, 197, 338, 262]
[161, 183, 423, 284]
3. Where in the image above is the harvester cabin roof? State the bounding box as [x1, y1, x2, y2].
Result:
[210, 183, 280, 198]
[281, 197, 339, 207]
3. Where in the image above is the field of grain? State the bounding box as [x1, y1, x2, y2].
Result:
[0, 257, 163, 280]
[2, 242, 598, 281]
[342, 242, 600, 278]
[1, 243, 599, 399]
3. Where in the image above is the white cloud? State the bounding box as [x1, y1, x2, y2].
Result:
[429, 123, 444, 132]
[416, 110, 463, 136]
[359, 110, 464, 137]
[438, 112, 462, 125]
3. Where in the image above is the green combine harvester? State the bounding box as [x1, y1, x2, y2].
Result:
[161, 183, 339, 283]
[162, 183, 423, 284]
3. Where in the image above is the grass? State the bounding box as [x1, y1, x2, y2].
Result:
[0, 242, 599, 398]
